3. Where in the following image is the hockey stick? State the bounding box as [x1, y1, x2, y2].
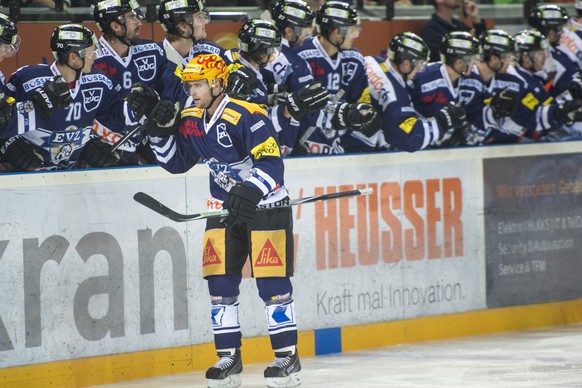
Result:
[111, 122, 146, 153]
[134, 187, 373, 222]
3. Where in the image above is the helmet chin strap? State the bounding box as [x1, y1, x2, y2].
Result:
[323, 32, 345, 52]
[113, 23, 133, 48]
[65, 53, 85, 81]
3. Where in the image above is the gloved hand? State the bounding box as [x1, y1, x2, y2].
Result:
[221, 184, 263, 226]
[78, 138, 121, 167]
[567, 76, 582, 99]
[127, 83, 159, 120]
[331, 102, 377, 131]
[554, 99, 582, 125]
[490, 88, 518, 119]
[2, 137, 44, 171]
[224, 66, 259, 101]
[0, 98, 13, 127]
[436, 103, 467, 133]
[145, 100, 180, 137]
[29, 76, 71, 118]
[286, 82, 330, 121]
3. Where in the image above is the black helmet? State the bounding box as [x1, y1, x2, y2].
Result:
[388, 31, 430, 66]
[316, 1, 359, 38]
[238, 19, 282, 55]
[50, 24, 96, 63]
[514, 29, 549, 53]
[0, 13, 17, 46]
[479, 29, 515, 61]
[93, 0, 144, 33]
[271, 0, 315, 31]
[158, 0, 208, 35]
[528, 4, 568, 35]
[440, 31, 479, 65]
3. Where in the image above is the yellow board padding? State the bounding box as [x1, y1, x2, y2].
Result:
[0, 332, 314, 387]
[3, 299, 582, 387]
[342, 299, 582, 352]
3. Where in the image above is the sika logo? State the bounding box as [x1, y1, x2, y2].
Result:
[203, 240, 221, 266]
[255, 240, 283, 267]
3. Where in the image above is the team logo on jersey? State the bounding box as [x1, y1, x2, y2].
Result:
[136, 55, 157, 81]
[81, 88, 103, 112]
[216, 123, 233, 148]
[341, 62, 358, 84]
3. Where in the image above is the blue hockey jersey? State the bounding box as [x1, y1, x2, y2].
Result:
[1, 62, 134, 169]
[261, 39, 314, 156]
[294, 37, 377, 154]
[363, 56, 441, 152]
[149, 95, 287, 206]
[485, 64, 558, 143]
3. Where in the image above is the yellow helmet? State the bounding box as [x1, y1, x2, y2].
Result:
[182, 54, 228, 88]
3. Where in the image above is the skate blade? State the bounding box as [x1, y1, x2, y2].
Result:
[207, 373, 242, 388]
[266, 372, 300, 387]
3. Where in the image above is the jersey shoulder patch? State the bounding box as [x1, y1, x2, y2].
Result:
[229, 99, 268, 117]
[182, 106, 204, 118]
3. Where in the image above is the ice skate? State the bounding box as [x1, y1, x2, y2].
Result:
[264, 350, 301, 387]
[206, 348, 242, 388]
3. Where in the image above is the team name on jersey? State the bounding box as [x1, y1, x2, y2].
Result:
[420, 78, 447, 93]
[23, 77, 50, 92]
[459, 78, 483, 90]
[493, 80, 520, 92]
[81, 73, 114, 89]
[131, 43, 164, 55]
[192, 44, 221, 55]
[298, 49, 320, 60]
[341, 50, 365, 64]
[48, 128, 83, 145]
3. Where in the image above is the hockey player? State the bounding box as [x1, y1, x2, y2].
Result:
[132, 53, 301, 388]
[528, 4, 582, 140]
[294, 0, 380, 154]
[157, 0, 244, 104]
[92, 0, 169, 163]
[0, 13, 20, 128]
[558, 0, 582, 72]
[237, 18, 329, 156]
[0, 24, 138, 171]
[270, 0, 315, 48]
[410, 31, 481, 146]
[471, 29, 582, 144]
[363, 31, 467, 152]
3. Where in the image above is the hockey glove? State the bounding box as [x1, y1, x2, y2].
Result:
[0, 98, 13, 127]
[554, 99, 582, 125]
[78, 138, 121, 167]
[490, 88, 518, 119]
[286, 82, 330, 121]
[221, 184, 263, 226]
[29, 76, 71, 119]
[567, 76, 582, 99]
[127, 83, 160, 120]
[146, 100, 180, 137]
[2, 137, 44, 171]
[436, 103, 467, 133]
[331, 102, 377, 131]
[224, 66, 259, 101]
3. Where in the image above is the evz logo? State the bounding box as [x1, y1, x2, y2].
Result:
[81, 88, 103, 112]
[136, 55, 156, 81]
[216, 123, 233, 148]
[341, 62, 358, 84]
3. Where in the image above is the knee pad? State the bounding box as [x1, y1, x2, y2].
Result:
[265, 298, 296, 335]
[207, 274, 242, 298]
[256, 277, 293, 303]
[210, 295, 240, 335]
